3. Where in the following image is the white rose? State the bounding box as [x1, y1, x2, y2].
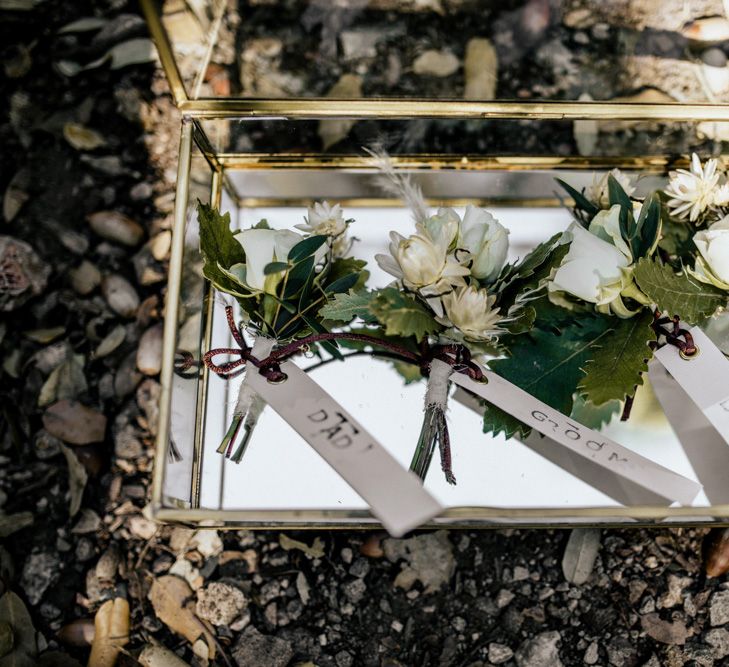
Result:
[549, 223, 631, 306]
[237, 228, 304, 294]
[420, 207, 460, 250]
[588, 204, 632, 260]
[457, 205, 509, 282]
[693, 215, 729, 289]
[437, 285, 502, 341]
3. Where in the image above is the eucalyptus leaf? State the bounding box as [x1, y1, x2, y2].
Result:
[287, 235, 328, 263]
[555, 178, 599, 218]
[324, 272, 360, 295]
[263, 261, 289, 275]
[562, 528, 601, 585]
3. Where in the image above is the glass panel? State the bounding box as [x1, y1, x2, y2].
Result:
[157, 0, 729, 103]
[162, 143, 214, 506]
[198, 116, 729, 158]
[191, 162, 725, 523]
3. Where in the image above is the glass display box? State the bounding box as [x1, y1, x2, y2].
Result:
[142, 0, 729, 528]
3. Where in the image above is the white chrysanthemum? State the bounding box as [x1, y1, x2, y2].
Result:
[586, 169, 636, 208]
[664, 153, 721, 222]
[375, 230, 470, 316]
[296, 201, 351, 257]
[714, 183, 729, 208]
[437, 285, 503, 341]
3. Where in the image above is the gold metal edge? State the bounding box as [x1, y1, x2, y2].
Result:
[236, 197, 567, 209]
[180, 98, 729, 121]
[153, 505, 729, 529]
[151, 121, 193, 512]
[189, 170, 223, 508]
[216, 154, 688, 171]
[139, 0, 188, 105]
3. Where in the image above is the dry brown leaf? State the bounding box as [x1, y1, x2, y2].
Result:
[148, 576, 216, 659]
[3, 169, 30, 223]
[63, 123, 106, 151]
[60, 445, 88, 517]
[87, 598, 129, 667]
[278, 534, 325, 559]
[139, 643, 191, 667]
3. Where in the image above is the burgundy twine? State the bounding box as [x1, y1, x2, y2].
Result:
[203, 306, 485, 384]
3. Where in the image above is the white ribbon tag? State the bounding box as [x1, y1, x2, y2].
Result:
[246, 358, 443, 537]
[445, 360, 702, 506]
[654, 326, 729, 447]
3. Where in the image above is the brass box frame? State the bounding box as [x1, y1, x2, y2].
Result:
[144, 0, 729, 529]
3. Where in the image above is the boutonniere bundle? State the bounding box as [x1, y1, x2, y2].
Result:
[197, 153, 729, 488]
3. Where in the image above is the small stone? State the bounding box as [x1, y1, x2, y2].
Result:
[127, 515, 157, 540]
[75, 537, 95, 562]
[711, 590, 729, 626]
[349, 558, 370, 578]
[464, 38, 498, 100]
[702, 47, 727, 68]
[489, 643, 513, 664]
[136, 323, 163, 375]
[584, 641, 599, 664]
[189, 530, 223, 558]
[95, 324, 126, 358]
[69, 260, 101, 295]
[384, 530, 455, 593]
[130, 182, 153, 200]
[413, 49, 460, 77]
[148, 231, 171, 261]
[515, 631, 563, 667]
[231, 625, 294, 667]
[340, 29, 381, 60]
[335, 650, 354, 667]
[42, 400, 107, 445]
[605, 636, 636, 667]
[706, 627, 729, 658]
[196, 582, 248, 626]
[114, 423, 143, 459]
[659, 575, 692, 609]
[496, 589, 515, 608]
[71, 508, 101, 534]
[102, 274, 140, 318]
[342, 578, 366, 604]
[0, 236, 50, 311]
[21, 551, 60, 605]
[87, 210, 144, 246]
[513, 566, 529, 581]
[563, 8, 593, 29]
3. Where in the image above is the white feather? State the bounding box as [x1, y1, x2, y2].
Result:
[364, 145, 429, 224]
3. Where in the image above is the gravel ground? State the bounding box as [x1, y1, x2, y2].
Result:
[3, 1, 729, 666]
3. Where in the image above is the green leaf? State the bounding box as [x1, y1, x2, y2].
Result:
[301, 315, 343, 360]
[198, 203, 248, 296]
[282, 256, 315, 300]
[287, 235, 328, 263]
[502, 306, 536, 334]
[633, 192, 662, 258]
[253, 218, 270, 229]
[198, 203, 245, 269]
[578, 309, 656, 406]
[391, 360, 423, 385]
[658, 216, 693, 257]
[483, 321, 612, 439]
[483, 402, 532, 440]
[263, 261, 290, 275]
[570, 395, 621, 430]
[324, 272, 360, 295]
[319, 290, 376, 323]
[369, 288, 441, 342]
[493, 233, 568, 313]
[607, 173, 633, 242]
[633, 257, 726, 323]
[556, 178, 599, 218]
